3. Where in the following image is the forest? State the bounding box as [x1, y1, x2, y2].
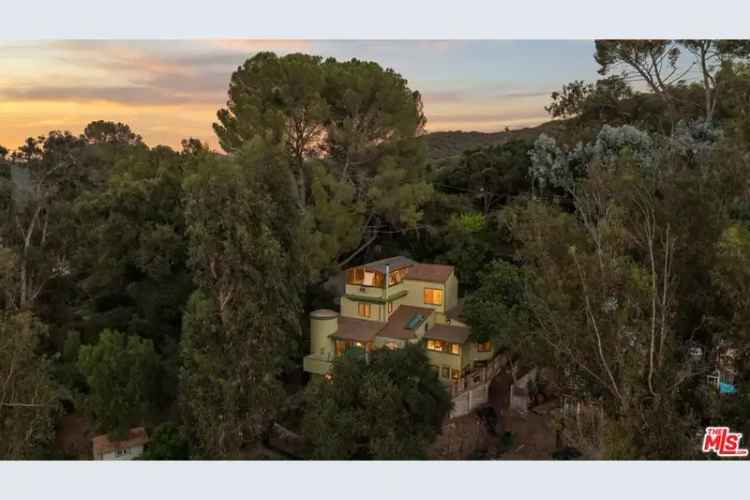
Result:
[1, 40, 750, 459]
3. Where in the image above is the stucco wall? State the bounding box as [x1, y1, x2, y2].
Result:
[340, 297, 386, 322]
[401, 280, 446, 313]
[426, 349, 463, 382]
[310, 314, 338, 358]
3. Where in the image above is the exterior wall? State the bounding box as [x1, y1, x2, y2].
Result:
[426, 349, 463, 383]
[310, 315, 338, 358]
[401, 279, 446, 314]
[444, 273, 459, 314]
[96, 445, 144, 461]
[462, 342, 497, 369]
[340, 297, 386, 322]
[303, 355, 333, 375]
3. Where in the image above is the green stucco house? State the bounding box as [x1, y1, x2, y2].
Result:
[303, 256, 504, 411]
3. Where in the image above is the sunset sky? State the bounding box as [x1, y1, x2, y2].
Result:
[0, 40, 601, 151]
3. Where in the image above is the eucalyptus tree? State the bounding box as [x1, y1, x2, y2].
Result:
[179, 142, 304, 457]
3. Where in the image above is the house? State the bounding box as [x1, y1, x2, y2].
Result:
[92, 427, 149, 460]
[303, 256, 504, 407]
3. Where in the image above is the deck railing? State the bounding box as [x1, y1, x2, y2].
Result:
[448, 353, 507, 398]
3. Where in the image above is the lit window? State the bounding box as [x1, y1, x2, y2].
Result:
[451, 369, 460, 380]
[441, 366, 450, 378]
[389, 269, 406, 286]
[426, 339, 445, 352]
[450, 343, 460, 355]
[477, 341, 491, 352]
[347, 268, 365, 285]
[388, 302, 394, 314]
[385, 341, 399, 350]
[363, 271, 375, 286]
[424, 288, 443, 305]
[357, 303, 371, 317]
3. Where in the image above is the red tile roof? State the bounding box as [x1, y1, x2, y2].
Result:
[378, 305, 434, 340]
[92, 427, 149, 456]
[406, 263, 454, 283]
[424, 324, 470, 344]
[330, 317, 383, 342]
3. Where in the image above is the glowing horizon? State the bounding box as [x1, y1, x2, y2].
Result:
[0, 40, 600, 151]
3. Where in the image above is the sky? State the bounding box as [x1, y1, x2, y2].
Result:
[0, 40, 601, 151]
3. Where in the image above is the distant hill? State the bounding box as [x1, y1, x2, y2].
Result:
[422, 121, 562, 163]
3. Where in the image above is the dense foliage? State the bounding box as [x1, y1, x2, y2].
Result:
[1, 41, 749, 460]
[302, 344, 451, 459]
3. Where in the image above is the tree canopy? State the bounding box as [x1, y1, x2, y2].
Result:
[302, 343, 451, 459]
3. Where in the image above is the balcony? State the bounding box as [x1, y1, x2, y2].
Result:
[303, 354, 333, 376]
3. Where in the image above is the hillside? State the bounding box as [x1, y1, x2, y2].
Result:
[422, 120, 562, 162]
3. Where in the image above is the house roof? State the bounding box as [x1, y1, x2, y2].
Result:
[92, 427, 149, 456]
[330, 317, 383, 342]
[406, 263, 454, 283]
[377, 305, 434, 340]
[424, 324, 470, 344]
[352, 256, 416, 274]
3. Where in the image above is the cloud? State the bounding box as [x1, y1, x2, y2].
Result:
[210, 39, 313, 52]
[1, 83, 223, 107]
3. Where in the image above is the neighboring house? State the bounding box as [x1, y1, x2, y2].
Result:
[304, 256, 506, 416]
[92, 427, 149, 460]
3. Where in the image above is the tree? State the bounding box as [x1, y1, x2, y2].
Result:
[504, 127, 750, 457]
[546, 77, 633, 122]
[594, 40, 685, 120]
[463, 260, 530, 359]
[78, 329, 161, 437]
[140, 422, 190, 460]
[436, 139, 533, 215]
[73, 143, 192, 348]
[1, 132, 87, 310]
[441, 212, 497, 291]
[214, 53, 433, 277]
[678, 41, 750, 123]
[302, 343, 451, 459]
[83, 120, 143, 146]
[179, 145, 304, 458]
[0, 311, 60, 459]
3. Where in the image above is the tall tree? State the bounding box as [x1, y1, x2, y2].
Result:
[1, 132, 87, 310]
[678, 40, 750, 123]
[179, 144, 304, 457]
[463, 259, 531, 374]
[0, 311, 60, 459]
[214, 53, 432, 277]
[594, 40, 685, 118]
[73, 143, 192, 347]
